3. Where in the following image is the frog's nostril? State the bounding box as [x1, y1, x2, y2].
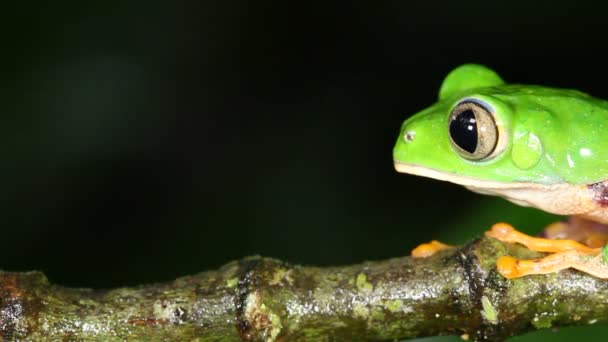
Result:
[404, 131, 416, 143]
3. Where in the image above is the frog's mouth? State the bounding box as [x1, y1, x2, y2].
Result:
[393, 161, 591, 216]
[394, 161, 530, 189]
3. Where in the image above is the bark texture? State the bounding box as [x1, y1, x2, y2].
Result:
[1, 237, 608, 341]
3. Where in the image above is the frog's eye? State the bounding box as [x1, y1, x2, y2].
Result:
[448, 101, 498, 160]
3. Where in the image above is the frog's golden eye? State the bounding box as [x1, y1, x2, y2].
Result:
[448, 100, 498, 160]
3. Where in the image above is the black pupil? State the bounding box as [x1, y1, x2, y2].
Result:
[449, 109, 477, 154]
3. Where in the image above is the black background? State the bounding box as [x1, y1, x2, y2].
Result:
[3, 2, 608, 340]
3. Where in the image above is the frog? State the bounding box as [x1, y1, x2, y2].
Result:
[393, 64, 608, 279]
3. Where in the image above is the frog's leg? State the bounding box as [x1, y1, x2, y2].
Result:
[541, 216, 608, 248]
[486, 222, 608, 279]
[411, 240, 453, 258]
[409, 218, 599, 259]
[485, 222, 597, 253]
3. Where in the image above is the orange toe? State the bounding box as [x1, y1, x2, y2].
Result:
[485, 222, 516, 240]
[411, 240, 452, 258]
[495, 255, 519, 279]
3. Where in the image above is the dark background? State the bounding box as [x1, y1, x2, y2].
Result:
[4, 2, 608, 340]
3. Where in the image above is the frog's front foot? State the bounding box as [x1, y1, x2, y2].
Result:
[485, 222, 608, 279]
[411, 240, 453, 258]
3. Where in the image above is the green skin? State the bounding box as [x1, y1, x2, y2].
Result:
[394, 64, 608, 185]
[393, 64, 608, 264]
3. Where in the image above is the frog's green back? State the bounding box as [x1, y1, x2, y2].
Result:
[393, 64, 608, 185]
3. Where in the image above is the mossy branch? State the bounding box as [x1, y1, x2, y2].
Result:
[2, 237, 608, 341]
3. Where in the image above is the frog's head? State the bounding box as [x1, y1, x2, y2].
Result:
[393, 64, 608, 216]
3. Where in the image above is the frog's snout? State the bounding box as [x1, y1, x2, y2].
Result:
[393, 126, 417, 169]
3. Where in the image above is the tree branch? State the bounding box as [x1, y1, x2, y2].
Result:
[2, 237, 608, 341]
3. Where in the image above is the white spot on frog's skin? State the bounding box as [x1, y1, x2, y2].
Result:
[546, 154, 556, 167]
[567, 154, 575, 168]
[580, 147, 592, 157]
[527, 132, 541, 147]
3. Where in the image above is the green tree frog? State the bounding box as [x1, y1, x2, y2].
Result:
[393, 64, 608, 279]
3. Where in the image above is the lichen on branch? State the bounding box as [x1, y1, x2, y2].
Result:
[2, 237, 608, 341]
